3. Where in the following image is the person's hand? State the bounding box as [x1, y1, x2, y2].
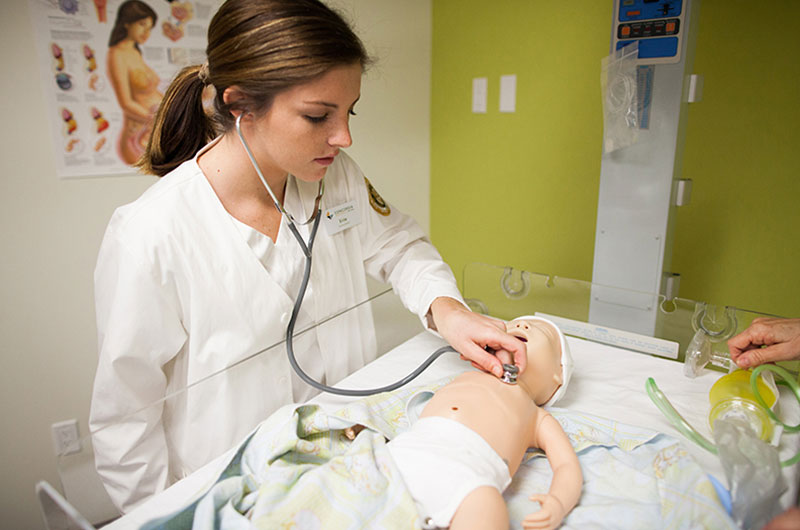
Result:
[728, 318, 800, 368]
[428, 297, 527, 378]
[523, 493, 567, 530]
[763, 506, 800, 530]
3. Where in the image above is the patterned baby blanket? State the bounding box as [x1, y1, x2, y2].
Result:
[142, 377, 736, 529]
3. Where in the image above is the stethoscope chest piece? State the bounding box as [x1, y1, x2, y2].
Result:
[501, 364, 519, 385]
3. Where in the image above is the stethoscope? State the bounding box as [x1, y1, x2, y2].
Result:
[235, 114, 455, 396]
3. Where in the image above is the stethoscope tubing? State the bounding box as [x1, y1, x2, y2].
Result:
[235, 113, 455, 396]
[235, 114, 323, 231]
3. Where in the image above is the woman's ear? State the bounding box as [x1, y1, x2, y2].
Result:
[222, 86, 246, 119]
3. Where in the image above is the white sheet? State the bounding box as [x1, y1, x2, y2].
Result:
[107, 331, 800, 529]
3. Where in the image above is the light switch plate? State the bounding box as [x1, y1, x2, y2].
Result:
[499, 74, 516, 113]
[472, 77, 487, 113]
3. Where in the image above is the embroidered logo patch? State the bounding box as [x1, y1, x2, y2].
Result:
[365, 177, 391, 216]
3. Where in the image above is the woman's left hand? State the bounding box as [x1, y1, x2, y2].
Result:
[429, 297, 527, 378]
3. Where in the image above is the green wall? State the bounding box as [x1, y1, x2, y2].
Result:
[431, 0, 799, 317]
[674, 1, 800, 317]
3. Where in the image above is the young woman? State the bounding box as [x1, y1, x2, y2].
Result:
[90, 0, 527, 512]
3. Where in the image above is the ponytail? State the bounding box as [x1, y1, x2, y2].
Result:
[137, 65, 217, 177]
[139, 0, 371, 177]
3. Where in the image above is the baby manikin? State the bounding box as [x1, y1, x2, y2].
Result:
[387, 316, 581, 530]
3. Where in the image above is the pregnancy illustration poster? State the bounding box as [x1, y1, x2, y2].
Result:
[28, 0, 222, 178]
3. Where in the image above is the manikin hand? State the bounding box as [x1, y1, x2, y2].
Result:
[429, 297, 527, 378]
[728, 318, 800, 368]
[523, 493, 567, 530]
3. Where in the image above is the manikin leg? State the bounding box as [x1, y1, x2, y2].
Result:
[449, 486, 508, 530]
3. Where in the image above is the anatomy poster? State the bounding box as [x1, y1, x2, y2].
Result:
[28, 0, 222, 178]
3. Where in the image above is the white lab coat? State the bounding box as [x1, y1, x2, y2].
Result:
[90, 147, 464, 512]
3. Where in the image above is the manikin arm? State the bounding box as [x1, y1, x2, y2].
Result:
[523, 412, 582, 530]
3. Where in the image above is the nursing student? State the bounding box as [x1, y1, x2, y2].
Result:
[89, 0, 526, 513]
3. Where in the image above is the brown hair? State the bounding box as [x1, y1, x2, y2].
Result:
[138, 0, 371, 176]
[108, 0, 157, 51]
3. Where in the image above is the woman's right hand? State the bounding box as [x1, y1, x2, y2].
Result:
[428, 297, 527, 378]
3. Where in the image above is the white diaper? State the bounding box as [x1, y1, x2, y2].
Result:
[387, 416, 512, 529]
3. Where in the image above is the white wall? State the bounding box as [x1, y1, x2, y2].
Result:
[335, 0, 433, 230]
[0, 0, 431, 527]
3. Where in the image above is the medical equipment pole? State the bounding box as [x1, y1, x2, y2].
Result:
[590, 0, 701, 335]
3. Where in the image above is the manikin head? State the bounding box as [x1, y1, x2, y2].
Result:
[505, 316, 573, 407]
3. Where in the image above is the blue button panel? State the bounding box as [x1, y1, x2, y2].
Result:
[617, 37, 678, 59]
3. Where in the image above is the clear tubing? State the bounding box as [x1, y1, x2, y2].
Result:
[648, 368, 800, 468]
[645, 377, 718, 454]
[751, 365, 800, 467]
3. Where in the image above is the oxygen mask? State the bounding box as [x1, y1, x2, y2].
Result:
[683, 304, 737, 378]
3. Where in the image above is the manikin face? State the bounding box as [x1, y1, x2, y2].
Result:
[126, 17, 154, 45]
[505, 318, 564, 405]
[240, 63, 361, 184]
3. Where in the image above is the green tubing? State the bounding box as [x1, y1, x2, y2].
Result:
[645, 377, 718, 455]
[751, 365, 800, 433]
[648, 368, 800, 468]
[750, 365, 800, 467]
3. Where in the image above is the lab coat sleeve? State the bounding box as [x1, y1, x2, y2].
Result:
[346, 156, 465, 323]
[90, 225, 187, 513]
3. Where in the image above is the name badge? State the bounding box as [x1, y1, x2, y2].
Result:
[322, 200, 361, 235]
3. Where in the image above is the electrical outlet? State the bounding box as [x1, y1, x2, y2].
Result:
[51, 419, 81, 456]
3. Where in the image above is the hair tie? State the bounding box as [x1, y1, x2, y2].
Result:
[198, 62, 210, 85]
